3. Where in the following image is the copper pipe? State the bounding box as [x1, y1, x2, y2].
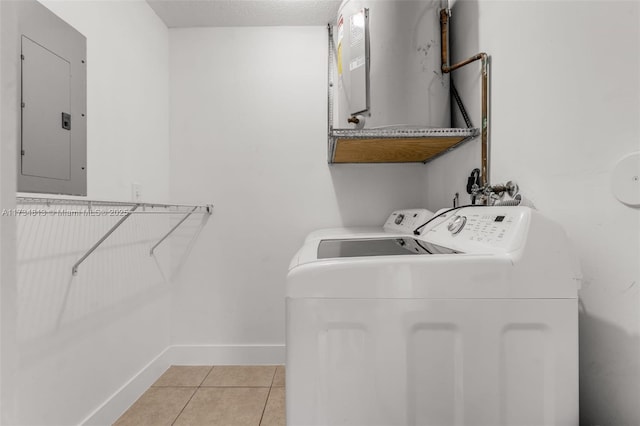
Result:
[440, 9, 449, 72]
[440, 10, 484, 74]
[440, 8, 490, 191]
[444, 53, 485, 74]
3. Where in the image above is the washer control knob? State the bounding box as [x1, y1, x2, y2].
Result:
[447, 215, 467, 234]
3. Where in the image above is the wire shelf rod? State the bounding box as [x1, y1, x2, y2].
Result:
[14, 196, 213, 276]
[17, 195, 212, 213]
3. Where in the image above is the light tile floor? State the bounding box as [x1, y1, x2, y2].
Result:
[113, 365, 285, 426]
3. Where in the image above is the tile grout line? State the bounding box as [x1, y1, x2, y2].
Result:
[198, 365, 215, 387]
[169, 386, 198, 426]
[258, 367, 279, 426]
[169, 365, 214, 426]
[154, 385, 272, 388]
[259, 387, 273, 426]
[198, 365, 216, 388]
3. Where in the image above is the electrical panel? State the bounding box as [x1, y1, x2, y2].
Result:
[16, 1, 87, 195]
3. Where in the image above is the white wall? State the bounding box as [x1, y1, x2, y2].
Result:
[169, 27, 428, 347]
[1, 1, 172, 424]
[429, 1, 640, 423]
[0, 1, 19, 424]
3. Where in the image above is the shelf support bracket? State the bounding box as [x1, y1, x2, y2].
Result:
[149, 206, 200, 256]
[72, 204, 140, 276]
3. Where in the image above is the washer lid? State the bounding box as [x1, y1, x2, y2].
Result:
[317, 237, 460, 259]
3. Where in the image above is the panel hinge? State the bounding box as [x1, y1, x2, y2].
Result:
[21, 150, 25, 156]
[21, 102, 25, 108]
[20, 54, 24, 60]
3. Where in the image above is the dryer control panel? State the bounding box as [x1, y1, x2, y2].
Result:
[423, 206, 530, 254]
[383, 209, 434, 234]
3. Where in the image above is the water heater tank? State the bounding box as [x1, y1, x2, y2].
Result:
[336, 0, 450, 129]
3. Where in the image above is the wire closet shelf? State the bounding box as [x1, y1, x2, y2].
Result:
[16, 195, 214, 276]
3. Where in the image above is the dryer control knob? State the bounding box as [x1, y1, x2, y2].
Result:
[447, 215, 467, 235]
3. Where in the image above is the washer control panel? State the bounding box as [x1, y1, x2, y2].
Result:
[424, 207, 530, 253]
[383, 209, 434, 234]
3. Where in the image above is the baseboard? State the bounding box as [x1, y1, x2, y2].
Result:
[167, 344, 286, 366]
[81, 344, 286, 425]
[81, 347, 173, 426]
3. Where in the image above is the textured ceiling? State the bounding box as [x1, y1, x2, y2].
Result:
[146, 0, 342, 28]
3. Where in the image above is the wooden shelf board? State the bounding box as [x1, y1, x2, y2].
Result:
[332, 136, 469, 163]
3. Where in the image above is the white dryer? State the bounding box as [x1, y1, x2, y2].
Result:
[286, 206, 580, 426]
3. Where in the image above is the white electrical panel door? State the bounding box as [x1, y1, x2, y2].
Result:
[16, 0, 86, 196]
[21, 36, 72, 181]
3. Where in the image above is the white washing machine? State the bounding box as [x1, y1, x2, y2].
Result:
[286, 206, 580, 426]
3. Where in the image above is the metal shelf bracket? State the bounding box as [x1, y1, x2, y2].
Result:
[149, 206, 198, 256]
[72, 204, 139, 276]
